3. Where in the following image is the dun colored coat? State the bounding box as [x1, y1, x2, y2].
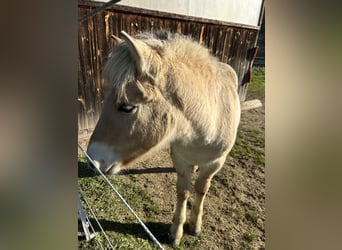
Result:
[87, 31, 241, 247]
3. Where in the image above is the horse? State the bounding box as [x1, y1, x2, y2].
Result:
[87, 31, 241, 247]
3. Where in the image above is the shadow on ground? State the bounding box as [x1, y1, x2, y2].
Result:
[78, 161, 175, 178]
[78, 218, 172, 244]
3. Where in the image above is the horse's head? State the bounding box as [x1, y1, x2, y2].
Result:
[87, 31, 175, 174]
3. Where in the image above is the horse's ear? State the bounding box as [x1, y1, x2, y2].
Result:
[120, 31, 152, 75]
[111, 34, 123, 46]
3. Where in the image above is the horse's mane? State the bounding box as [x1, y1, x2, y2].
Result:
[102, 31, 216, 104]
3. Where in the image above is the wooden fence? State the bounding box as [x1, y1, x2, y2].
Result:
[78, 1, 263, 132]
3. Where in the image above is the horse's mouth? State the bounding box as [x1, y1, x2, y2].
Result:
[106, 164, 122, 175]
[87, 159, 121, 175]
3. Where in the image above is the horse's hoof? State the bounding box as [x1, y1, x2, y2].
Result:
[189, 225, 201, 236]
[168, 235, 180, 248]
[191, 229, 201, 237]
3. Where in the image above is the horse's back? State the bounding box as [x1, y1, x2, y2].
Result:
[218, 62, 239, 89]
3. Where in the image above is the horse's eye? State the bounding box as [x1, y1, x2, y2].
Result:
[118, 103, 138, 114]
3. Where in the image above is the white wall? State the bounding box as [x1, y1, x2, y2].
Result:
[95, 0, 263, 26]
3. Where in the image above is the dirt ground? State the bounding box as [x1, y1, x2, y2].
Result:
[78, 91, 265, 250]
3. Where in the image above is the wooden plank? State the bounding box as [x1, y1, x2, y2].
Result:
[241, 99, 263, 111]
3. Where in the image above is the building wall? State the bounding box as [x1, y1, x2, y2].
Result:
[110, 0, 263, 26]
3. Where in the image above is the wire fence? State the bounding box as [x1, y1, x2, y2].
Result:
[78, 143, 165, 250]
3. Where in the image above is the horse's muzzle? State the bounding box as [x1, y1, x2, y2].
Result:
[86, 142, 122, 174]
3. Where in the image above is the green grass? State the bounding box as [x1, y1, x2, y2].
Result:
[229, 127, 265, 166]
[245, 210, 258, 225]
[248, 67, 265, 97]
[232, 207, 244, 223]
[243, 231, 258, 243]
[78, 160, 165, 249]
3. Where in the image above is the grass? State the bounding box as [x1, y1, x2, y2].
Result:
[78, 158, 164, 249]
[243, 231, 257, 243]
[247, 67, 265, 97]
[232, 207, 245, 223]
[229, 127, 265, 166]
[245, 210, 258, 225]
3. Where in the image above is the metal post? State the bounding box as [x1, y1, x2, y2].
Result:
[78, 192, 97, 241]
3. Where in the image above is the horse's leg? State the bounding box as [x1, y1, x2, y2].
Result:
[169, 152, 192, 247]
[189, 156, 226, 236]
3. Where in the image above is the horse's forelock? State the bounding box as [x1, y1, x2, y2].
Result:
[103, 35, 165, 103]
[103, 43, 138, 103]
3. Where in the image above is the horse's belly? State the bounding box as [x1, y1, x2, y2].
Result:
[171, 142, 229, 166]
